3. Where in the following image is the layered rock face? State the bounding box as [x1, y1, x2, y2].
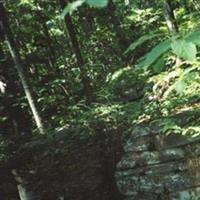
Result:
[116, 124, 200, 200]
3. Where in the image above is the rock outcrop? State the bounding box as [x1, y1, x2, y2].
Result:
[116, 123, 200, 200]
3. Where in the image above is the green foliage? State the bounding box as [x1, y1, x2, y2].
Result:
[61, 0, 85, 15]
[124, 32, 161, 54]
[133, 30, 200, 70]
[62, 0, 108, 16]
[86, 0, 108, 8]
[171, 39, 197, 61]
[1, 0, 200, 199]
[186, 31, 200, 45]
[152, 56, 165, 73]
[160, 119, 182, 135]
[182, 193, 200, 200]
[19, 0, 34, 6]
[127, 8, 162, 27]
[174, 79, 187, 94]
[137, 40, 171, 70]
[104, 67, 147, 102]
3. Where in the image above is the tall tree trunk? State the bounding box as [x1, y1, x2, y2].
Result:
[164, 0, 179, 34]
[12, 170, 38, 200]
[164, 0, 181, 65]
[59, 0, 93, 104]
[0, 42, 32, 136]
[0, 3, 45, 134]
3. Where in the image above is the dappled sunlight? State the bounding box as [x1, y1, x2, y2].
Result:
[1, 0, 200, 199]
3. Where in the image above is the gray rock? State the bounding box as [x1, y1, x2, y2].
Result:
[117, 148, 185, 170]
[155, 134, 200, 150]
[116, 123, 200, 200]
[124, 135, 152, 152]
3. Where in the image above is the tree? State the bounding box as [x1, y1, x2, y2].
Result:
[59, 0, 93, 104]
[0, 3, 45, 134]
[1, 0, 200, 199]
[164, 0, 179, 34]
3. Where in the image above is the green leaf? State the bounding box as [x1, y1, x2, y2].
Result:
[171, 39, 197, 62]
[137, 40, 171, 70]
[61, 0, 85, 16]
[19, 0, 34, 5]
[185, 31, 200, 46]
[152, 56, 165, 73]
[86, 0, 108, 8]
[174, 79, 187, 94]
[185, 71, 198, 82]
[124, 32, 161, 54]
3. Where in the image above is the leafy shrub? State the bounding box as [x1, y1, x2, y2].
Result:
[102, 67, 147, 102]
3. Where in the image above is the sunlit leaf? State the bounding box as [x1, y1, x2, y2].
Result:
[174, 79, 187, 94]
[61, 0, 85, 16]
[185, 31, 200, 46]
[19, 0, 34, 5]
[171, 39, 197, 62]
[152, 56, 165, 73]
[86, 0, 108, 8]
[185, 72, 198, 82]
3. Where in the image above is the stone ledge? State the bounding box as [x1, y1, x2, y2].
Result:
[117, 148, 185, 170]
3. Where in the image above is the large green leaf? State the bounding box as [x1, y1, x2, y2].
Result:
[137, 40, 171, 70]
[185, 31, 200, 45]
[86, 0, 108, 7]
[152, 56, 165, 73]
[124, 32, 161, 55]
[171, 39, 197, 62]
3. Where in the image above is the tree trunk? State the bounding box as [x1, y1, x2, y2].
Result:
[59, 0, 93, 104]
[164, 0, 179, 34]
[0, 3, 45, 134]
[0, 42, 33, 136]
[12, 170, 38, 200]
[59, 0, 84, 66]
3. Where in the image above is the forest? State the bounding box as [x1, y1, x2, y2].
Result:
[1, 0, 200, 199]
